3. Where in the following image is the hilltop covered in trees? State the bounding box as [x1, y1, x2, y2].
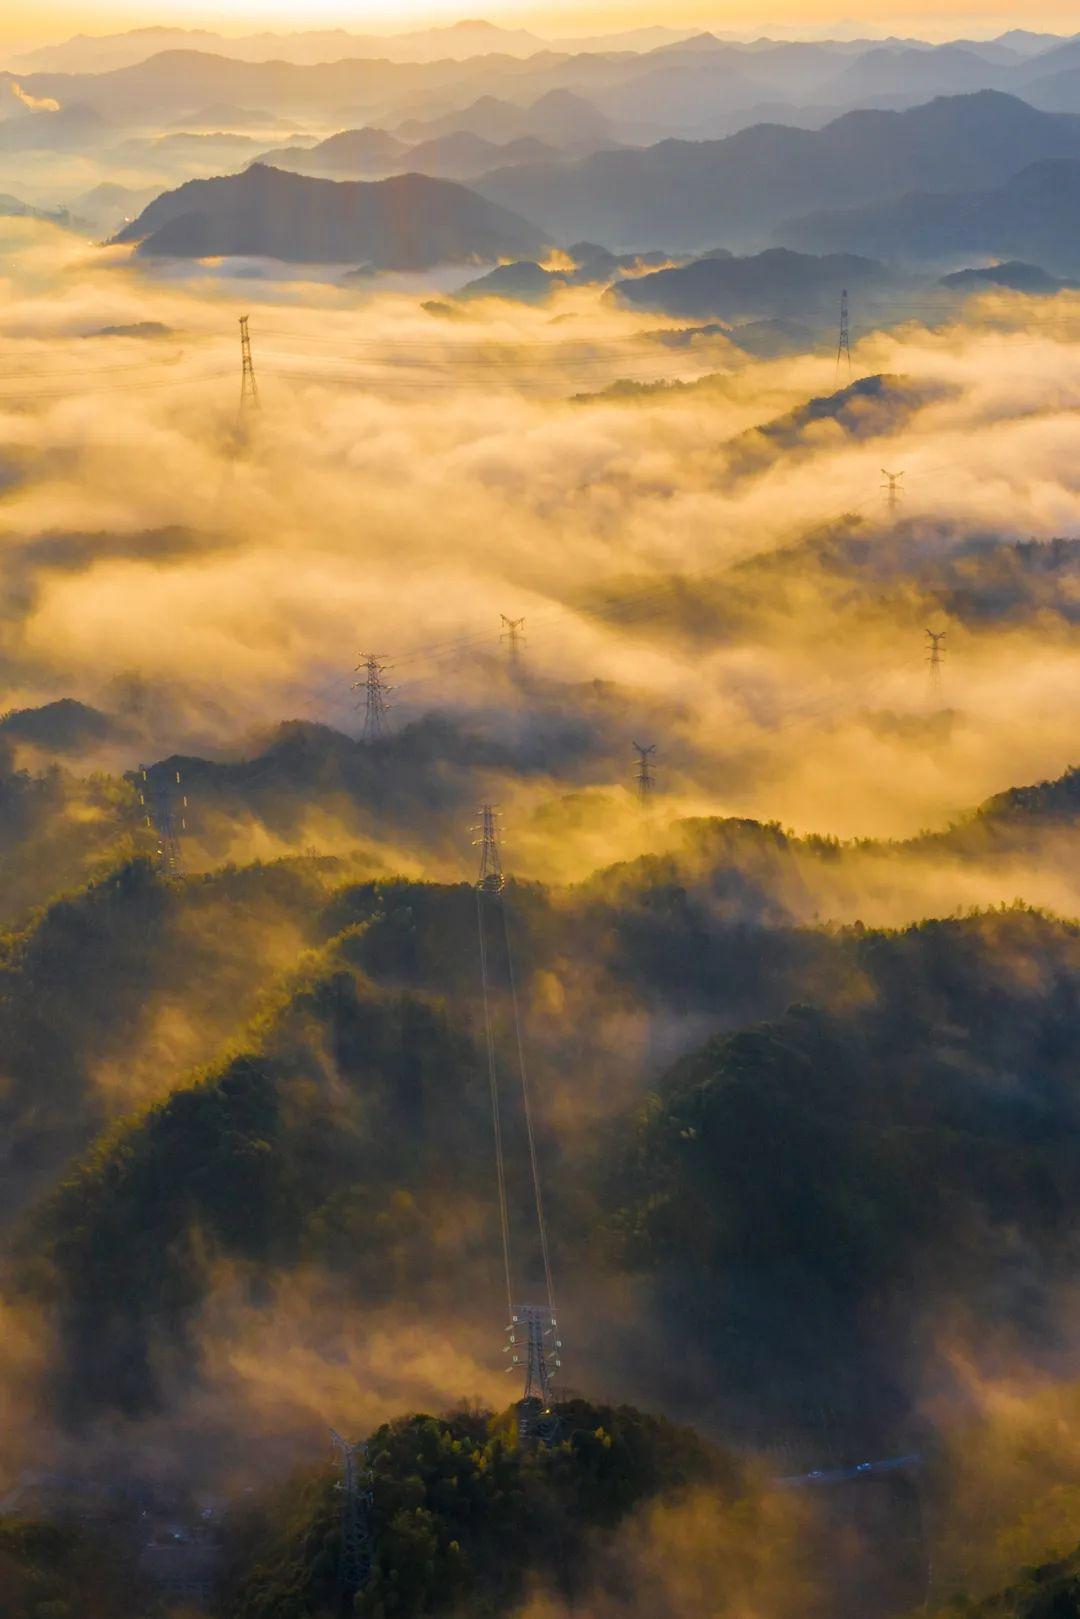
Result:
[220, 1401, 731, 1619]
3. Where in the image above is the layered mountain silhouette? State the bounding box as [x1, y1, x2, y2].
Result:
[394, 88, 614, 149]
[0, 101, 111, 151]
[112, 163, 546, 266]
[0, 191, 61, 223]
[938, 259, 1068, 292]
[607, 246, 890, 319]
[475, 92, 1080, 251]
[0, 51, 631, 129]
[9, 31, 1080, 153]
[823, 43, 1015, 101]
[402, 132, 557, 178]
[458, 240, 674, 300]
[255, 126, 409, 174]
[0, 50, 525, 122]
[0, 699, 128, 754]
[785, 159, 1080, 272]
[258, 126, 557, 181]
[7, 20, 694, 74]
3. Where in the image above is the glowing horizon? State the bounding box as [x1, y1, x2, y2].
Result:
[3, 0, 1079, 56]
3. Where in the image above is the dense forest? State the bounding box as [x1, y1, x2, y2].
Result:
[0, 725, 1076, 1619]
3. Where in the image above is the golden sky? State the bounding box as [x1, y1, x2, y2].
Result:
[2, 0, 1079, 51]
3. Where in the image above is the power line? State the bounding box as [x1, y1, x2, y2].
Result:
[881, 468, 904, 514]
[473, 808, 561, 1446]
[383, 473, 943, 679]
[475, 805, 513, 1320]
[2, 300, 1078, 402]
[0, 369, 230, 403]
[292, 470, 957, 718]
[501, 898, 556, 1324]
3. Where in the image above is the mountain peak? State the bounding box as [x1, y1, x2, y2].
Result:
[113, 163, 547, 268]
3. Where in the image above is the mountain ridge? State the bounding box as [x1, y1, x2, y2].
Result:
[112, 162, 547, 265]
[473, 91, 1080, 251]
[784, 157, 1080, 270]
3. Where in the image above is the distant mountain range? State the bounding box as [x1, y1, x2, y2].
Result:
[0, 101, 111, 151]
[459, 242, 1054, 328]
[94, 88, 1080, 274]
[68, 180, 160, 234]
[111, 163, 547, 267]
[0, 190, 67, 224]
[257, 126, 409, 174]
[457, 241, 675, 300]
[6, 28, 1080, 150]
[393, 132, 557, 180]
[937, 259, 1071, 292]
[783, 158, 1080, 273]
[259, 126, 410, 175]
[255, 95, 604, 182]
[0, 51, 533, 124]
[6, 20, 701, 74]
[394, 88, 614, 149]
[579, 30, 1080, 131]
[474, 91, 1080, 252]
[607, 247, 891, 320]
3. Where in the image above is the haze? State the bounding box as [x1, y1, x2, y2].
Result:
[0, 8, 1079, 1619]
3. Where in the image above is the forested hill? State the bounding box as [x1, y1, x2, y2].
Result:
[604, 909, 1079, 1437]
[9, 847, 1076, 1446]
[0, 750, 1074, 1535]
[219, 1401, 731, 1619]
[0, 1399, 734, 1619]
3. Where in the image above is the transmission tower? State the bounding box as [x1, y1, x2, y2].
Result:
[354, 652, 392, 742]
[882, 468, 904, 514]
[139, 766, 187, 876]
[473, 807, 562, 1446]
[500, 615, 526, 670]
[633, 741, 656, 804]
[506, 1304, 562, 1444]
[238, 314, 259, 417]
[925, 628, 946, 708]
[836, 288, 851, 380]
[330, 1429, 374, 1601]
[475, 804, 504, 894]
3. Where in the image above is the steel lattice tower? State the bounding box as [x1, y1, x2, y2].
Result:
[836, 288, 851, 379]
[330, 1430, 374, 1601]
[238, 314, 259, 417]
[354, 652, 392, 742]
[500, 615, 526, 670]
[925, 629, 946, 709]
[633, 741, 656, 803]
[475, 804, 504, 894]
[882, 468, 904, 514]
[506, 1304, 562, 1444]
[139, 766, 187, 876]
